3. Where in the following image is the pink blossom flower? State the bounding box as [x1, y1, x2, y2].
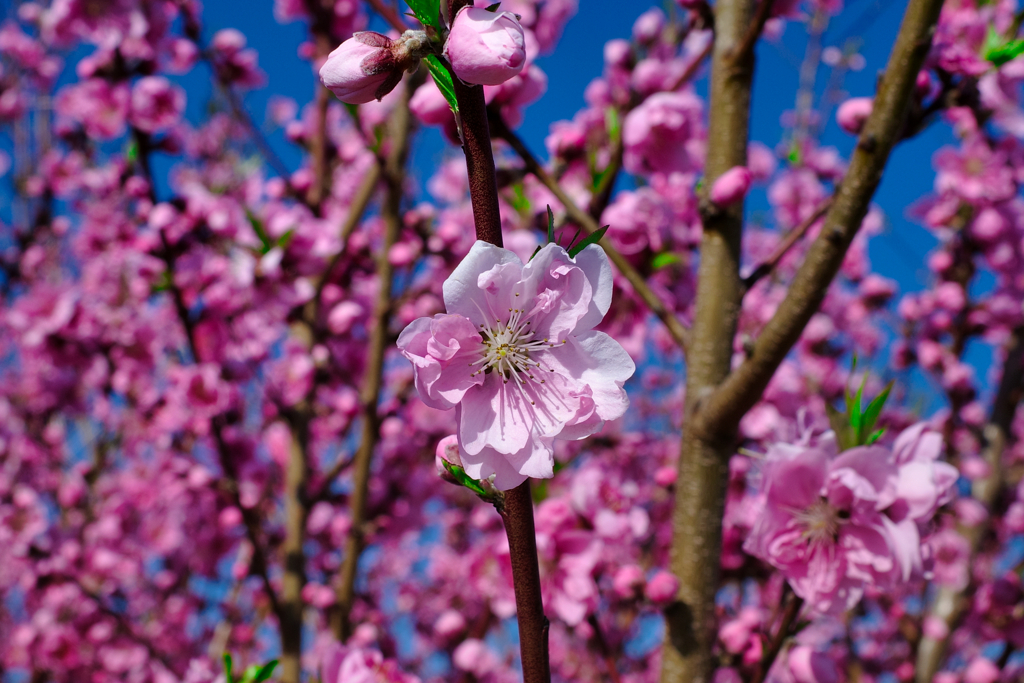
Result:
[129, 76, 185, 133]
[622, 91, 705, 176]
[836, 97, 873, 135]
[889, 422, 959, 523]
[710, 166, 753, 206]
[444, 7, 526, 86]
[397, 241, 634, 490]
[744, 425, 954, 614]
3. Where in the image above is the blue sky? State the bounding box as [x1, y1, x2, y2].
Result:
[196, 0, 952, 295]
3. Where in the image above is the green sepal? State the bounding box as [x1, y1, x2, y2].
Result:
[404, 0, 441, 30]
[826, 402, 857, 452]
[484, 2, 501, 10]
[567, 226, 609, 257]
[424, 55, 459, 114]
[652, 252, 682, 270]
[442, 460, 489, 497]
[546, 205, 556, 244]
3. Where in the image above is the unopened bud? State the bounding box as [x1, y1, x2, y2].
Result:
[709, 166, 752, 206]
[320, 30, 429, 104]
[444, 7, 526, 86]
[836, 97, 873, 135]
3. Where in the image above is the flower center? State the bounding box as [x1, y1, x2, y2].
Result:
[792, 497, 847, 548]
[471, 297, 563, 398]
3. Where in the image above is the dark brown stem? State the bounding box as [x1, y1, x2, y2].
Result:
[332, 80, 415, 641]
[586, 615, 623, 683]
[661, 0, 757, 679]
[730, 0, 778, 65]
[498, 483, 551, 683]
[742, 199, 833, 291]
[751, 593, 804, 683]
[489, 113, 690, 354]
[447, 1, 547, 677]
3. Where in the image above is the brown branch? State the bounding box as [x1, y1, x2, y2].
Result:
[447, 0, 548, 677]
[368, 0, 411, 32]
[279, 416, 310, 683]
[914, 326, 1024, 683]
[586, 615, 623, 683]
[690, 0, 945, 441]
[332, 79, 415, 642]
[314, 161, 383, 304]
[660, 0, 758, 679]
[489, 113, 690, 354]
[498, 483, 551, 683]
[751, 592, 804, 683]
[742, 199, 833, 291]
[730, 0, 778, 66]
[135, 129, 284, 626]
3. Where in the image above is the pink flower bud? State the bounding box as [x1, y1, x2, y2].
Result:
[654, 466, 677, 487]
[963, 658, 1000, 683]
[644, 570, 679, 604]
[444, 7, 526, 86]
[436, 434, 463, 483]
[320, 32, 408, 104]
[836, 97, 873, 134]
[612, 564, 646, 598]
[709, 166, 752, 206]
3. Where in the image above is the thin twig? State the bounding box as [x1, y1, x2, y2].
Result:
[742, 199, 833, 290]
[489, 113, 690, 354]
[586, 614, 623, 683]
[332, 79, 416, 642]
[751, 592, 804, 683]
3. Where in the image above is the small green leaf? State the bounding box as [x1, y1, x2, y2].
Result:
[126, 140, 139, 163]
[865, 427, 887, 445]
[983, 26, 1024, 66]
[404, 0, 441, 29]
[567, 225, 608, 257]
[442, 460, 489, 496]
[223, 654, 234, 683]
[484, 2, 501, 10]
[277, 228, 296, 249]
[825, 403, 856, 452]
[652, 252, 682, 270]
[253, 660, 278, 683]
[859, 379, 894, 443]
[849, 373, 867, 436]
[528, 244, 542, 261]
[424, 55, 458, 114]
[546, 205, 555, 244]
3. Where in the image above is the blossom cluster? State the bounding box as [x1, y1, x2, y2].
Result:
[1, 2, 1024, 683]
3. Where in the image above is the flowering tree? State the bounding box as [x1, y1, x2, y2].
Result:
[3, 0, 1024, 682]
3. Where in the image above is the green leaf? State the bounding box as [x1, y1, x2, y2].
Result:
[277, 228, 296, 249]
[546, 205, 555, 244]
[442, 460, 489, 496]
[247, 210, 272, 254]
[849, 373, 867, 436]
[866, 427, 887, 445]
[983, 26, 1024, 66]
[567, 225, 608, 257]
[424, 55, 458, 114]
[253, 660, 278, 683]
[528, 245, 542, 261]
[126, 140, 139, 164]
[484, 2, 501, 10]
[223, 654, 234, 683]
[404, 0, 441, 29]
[825, 402, 856, 452]
[859, 379, 894, 443]
[651, 252, 682, 270]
